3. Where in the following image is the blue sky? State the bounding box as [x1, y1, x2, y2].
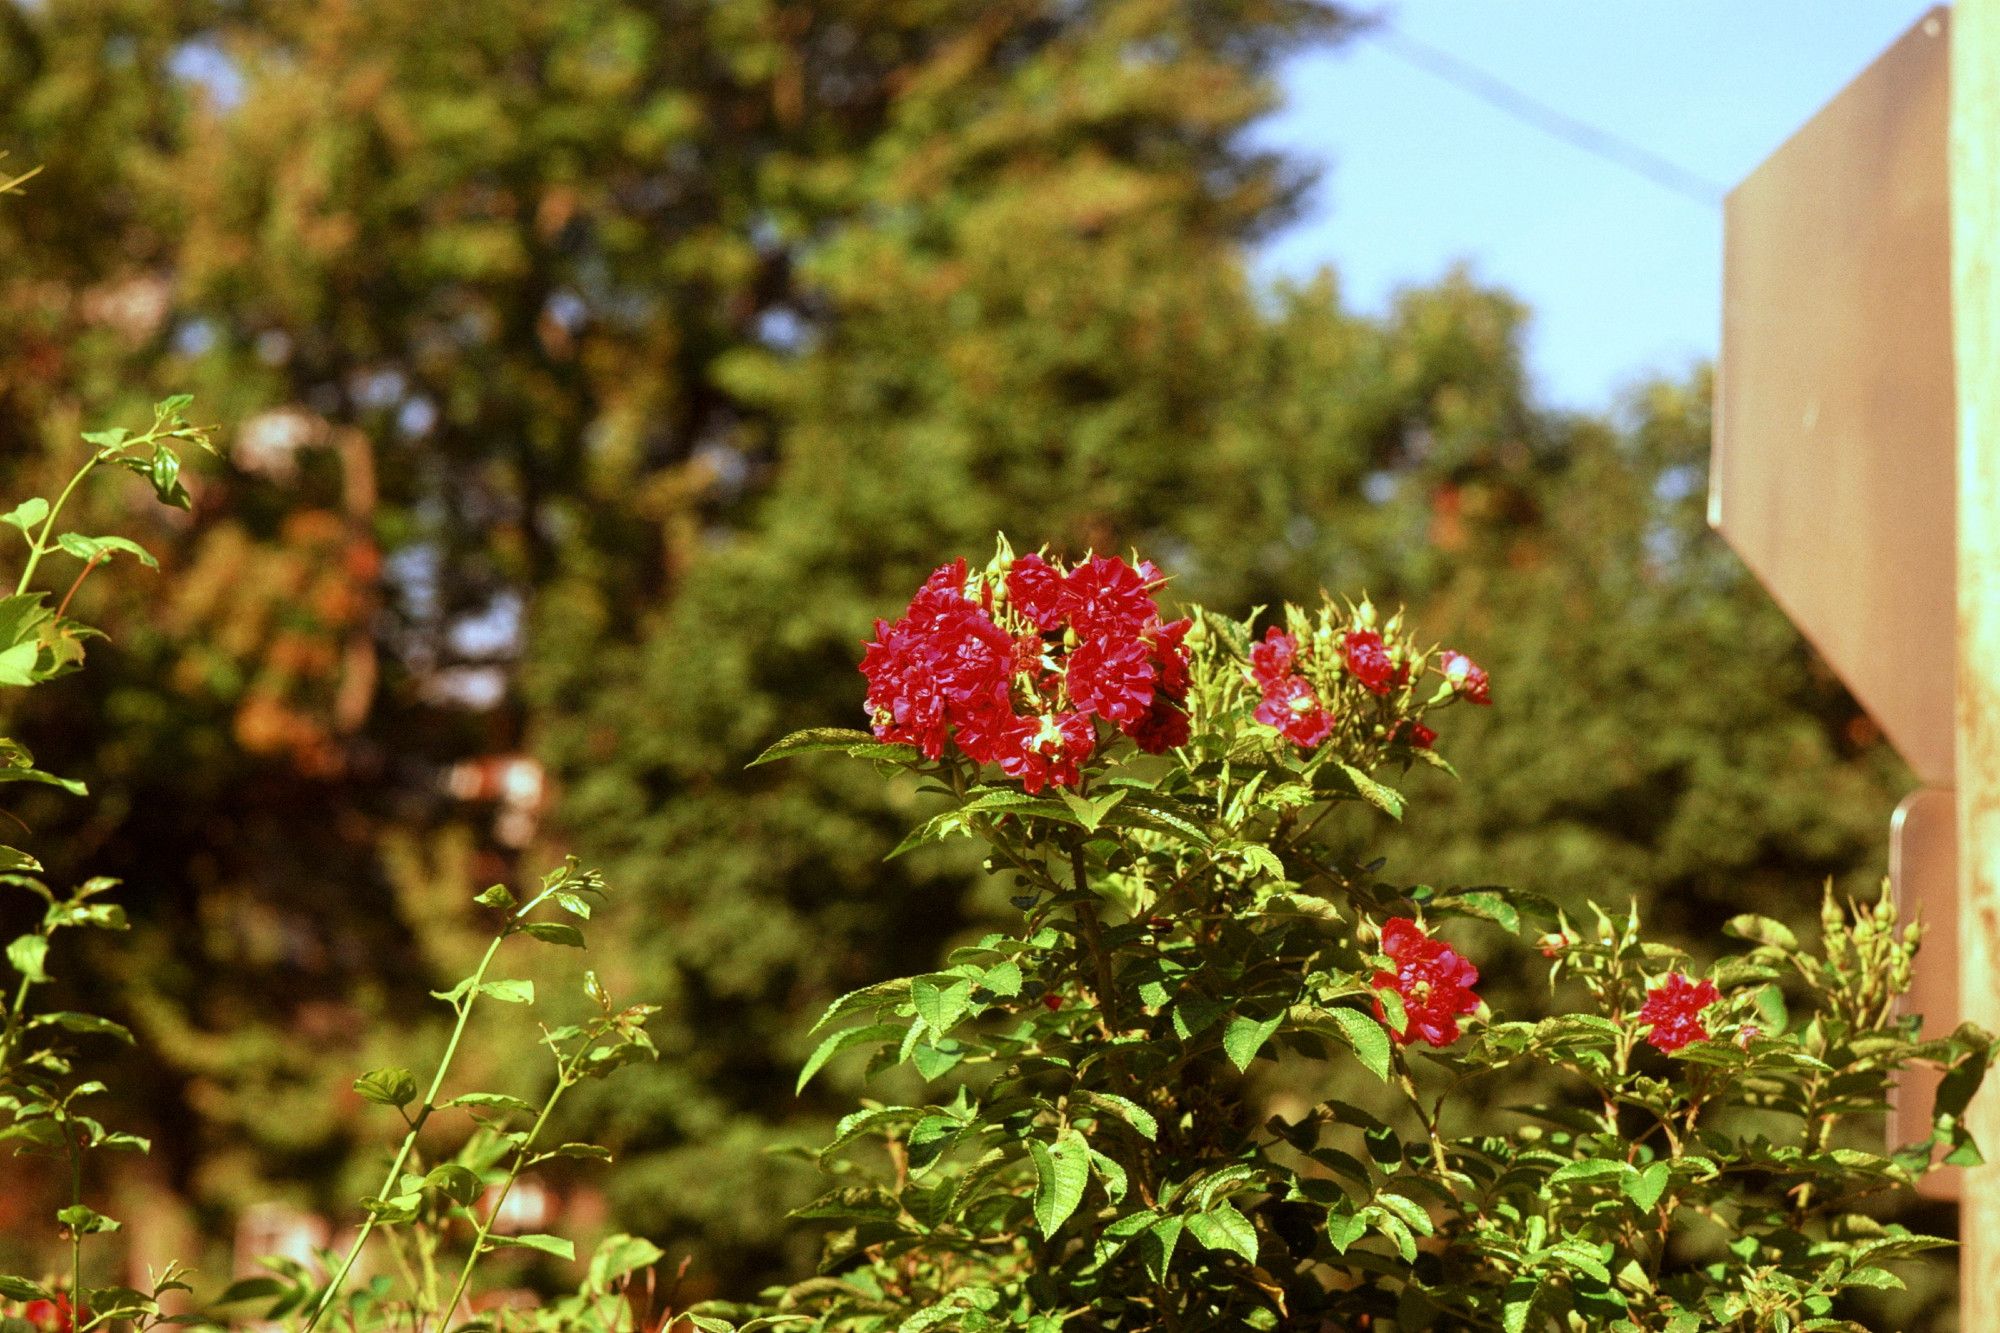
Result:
[1257, 2, 1941, 411]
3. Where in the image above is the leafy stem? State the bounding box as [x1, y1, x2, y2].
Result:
[15, 458, 98, 598]
[435, 1061, 573, 1329]
[302, 932, 508, 1333]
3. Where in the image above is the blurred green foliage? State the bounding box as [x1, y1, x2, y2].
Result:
[0, 0, 1923, 1313]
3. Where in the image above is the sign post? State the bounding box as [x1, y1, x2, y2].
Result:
[1953, 0, 2000, 1316]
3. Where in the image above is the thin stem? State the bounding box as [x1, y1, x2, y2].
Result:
[435, 1071, 571, 1331]
[302, 933, 509, 1333]
[68, 1120, 83, 1305]
[0, 967, 37, 1075]
[55, 553, 106, 620]
[1070, 841, 1121, 1036]
[18, 459, 100, 597]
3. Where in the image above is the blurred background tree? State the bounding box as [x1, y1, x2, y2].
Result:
[0, 0, 1918, 1308]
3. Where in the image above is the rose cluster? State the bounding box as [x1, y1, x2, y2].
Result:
[1247, 617, 1489, 753]
[1372, 918, 1482, 1047]
[859, 549, 1191, 793]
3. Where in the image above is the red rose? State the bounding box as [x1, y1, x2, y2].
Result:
[993, 710, 1095, 794]
[1065, 633, 1156, 726]
[860, 561, 1014, 757]
[1371, 918, 1480, 1047]
[1062, 555, 1160, 640]
[1253, 675, 1332, 749]
[25, 1295, 83, 1333]
[1637, 973, 1720, 1053]
[1128, 694, 1191, 754]
[1342, 629, 1402, 695]
[1249, 627, 1297, 687]
[1148, 616, 1193, 700]
[1006, 552, 1068, 631]
[1392, 719, 1437, 750]
[1439, 649, 1491, 706]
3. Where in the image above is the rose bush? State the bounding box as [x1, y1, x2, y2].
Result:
[711, 540, 1989, 1333]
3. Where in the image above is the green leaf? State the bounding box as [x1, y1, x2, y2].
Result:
[7, 933, 49, 983]
[0, 1277, 52, 1302]
[1623, 1161, 1671, 1212]
[911, 976, 974, 1036]
[535, 1142, 614, 1163]
[211, 1277, 287, 1306]
[54, 533, 157, 569]
[1029, 1128, 1091, 1237]
[424, 1163, 482, 1206]
[479, 979, 535, 1004]
[589, 1234, 666, 1289]
[0, 640, 38, 687]
[518, 921, 585, 948]
[748, 728, 918, 768]
[485, 1233, 575, 1261]
[1075, 1090, 1158, 1141]
[1141, 1214, 1185, 1281]
[0, 845, 42, 874]
[2, 499, 48, 535]
[1336, 763, 1404, 820]
[30, 1011, 134, 1042]
[1325, 1007, 1393, 1081]
[1185, 1202, 1258, 1263]
[449, 1092, 539, 1117]
[1549, 1158, 1625, 1187]
[1326, 1209, 1368, 1254]
[796, 1023, 901, 1093]
[1223, 1011, 1285, 1073]
[474, 884, 517, 909]
[352, 1068, 419, 1108]
[56, 1203, 120, 1235]
[1724, 914, 1798, 950]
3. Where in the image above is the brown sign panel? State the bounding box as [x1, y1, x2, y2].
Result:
[1712, 7, 1956, 785]
[1891, 788, 1960, 1198]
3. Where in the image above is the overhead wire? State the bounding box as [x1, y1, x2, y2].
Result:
[1355, 17, 1728, 209]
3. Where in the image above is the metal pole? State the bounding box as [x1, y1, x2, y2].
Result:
[1954, 0, 2000, 1319]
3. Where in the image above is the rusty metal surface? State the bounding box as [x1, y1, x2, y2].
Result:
[1891, 787, 1960, 1198]
[1712, 7, 1956, 785]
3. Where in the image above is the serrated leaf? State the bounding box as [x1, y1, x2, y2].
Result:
[1549, 1158, 1625, 1187]
[1336, 763, 1404, 819]
[1029, 1129, 1090, 1237]
[1076, 1090, 1158, 1141]
[1222, 1011, 1284, 1073]
[797, 1023, 902, 1093]
[1185, 1202, 1258, 1263]
[749, 728, 918, 768]
[1326, 1007, 1392, 1081]
[479, 979, 535, 1004]
[449, 1092, 539, 1117]
[911, 976, 973, 1036]
[1623, 1161, 1670, 1212]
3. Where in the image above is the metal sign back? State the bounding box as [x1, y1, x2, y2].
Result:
[1712, 7, 1956, 785]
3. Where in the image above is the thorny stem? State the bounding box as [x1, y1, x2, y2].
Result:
[302, 932, 509, 1333]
